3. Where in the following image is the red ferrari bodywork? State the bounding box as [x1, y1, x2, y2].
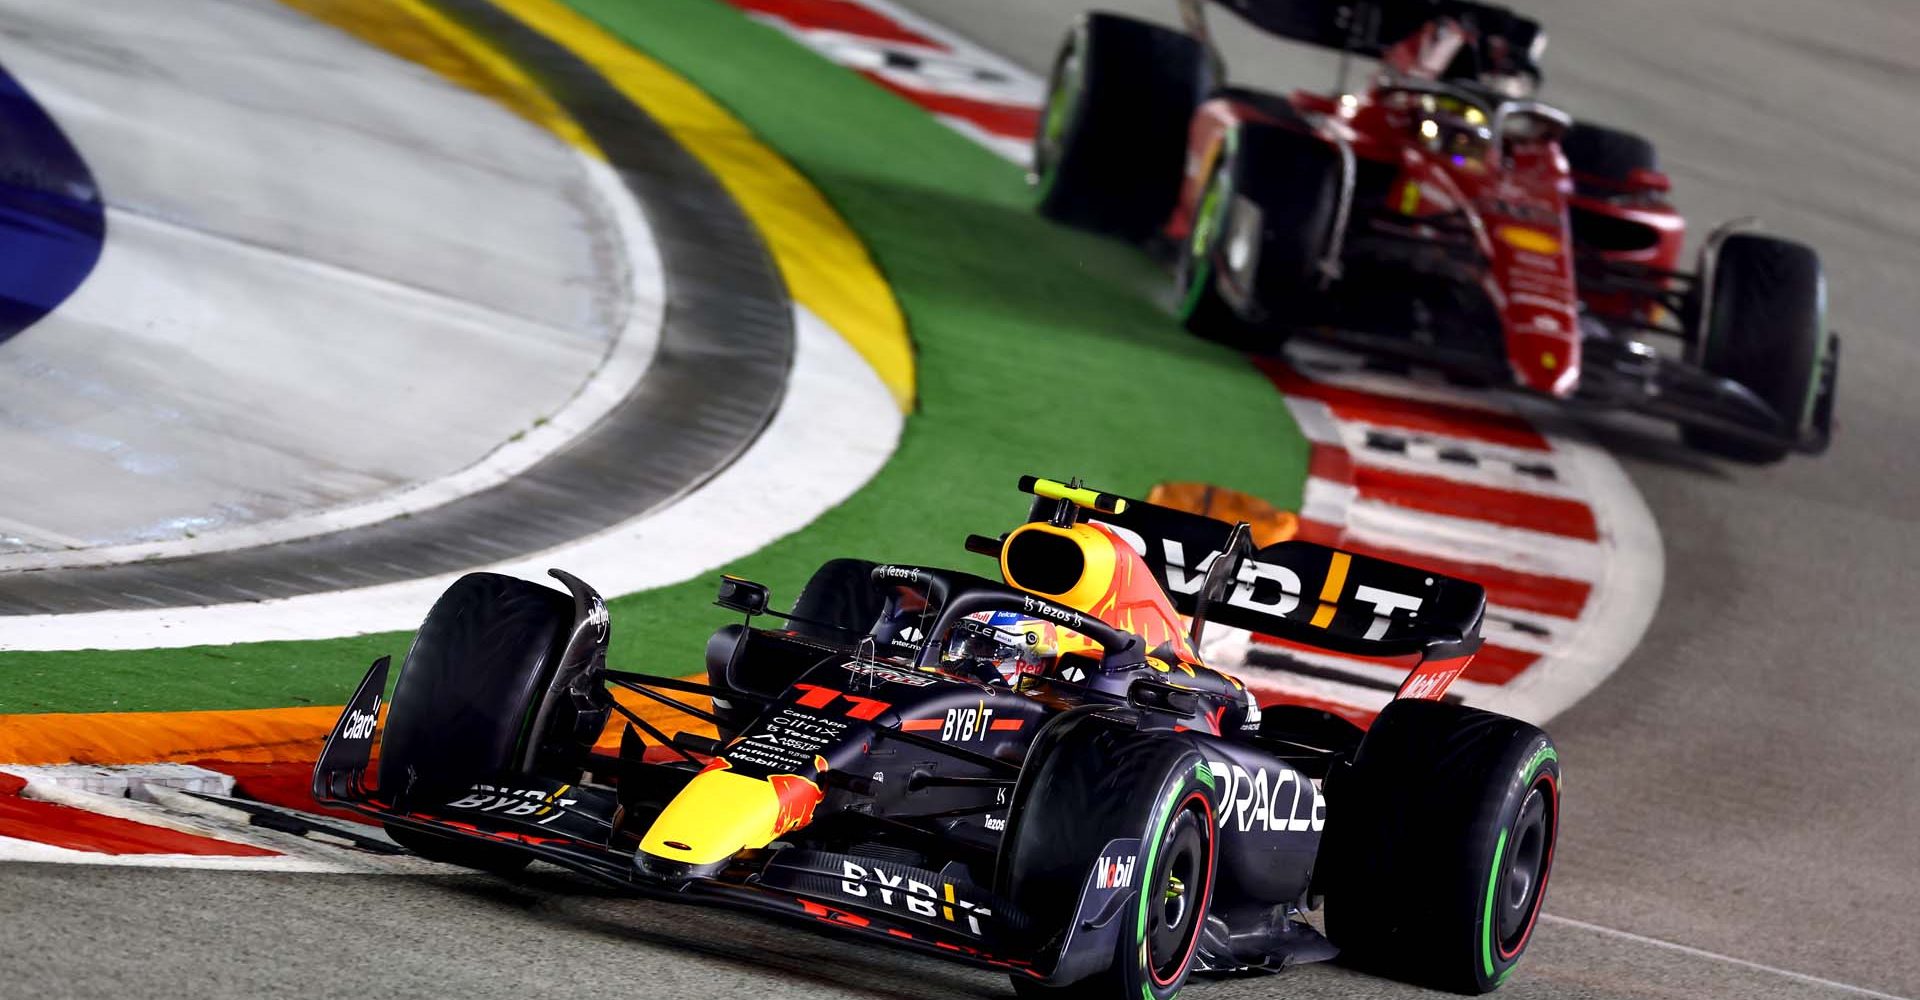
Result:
[1165, 24, 1687, 398]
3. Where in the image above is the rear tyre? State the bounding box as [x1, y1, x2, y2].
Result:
[377, 573, 572, 869]
[1319, 700, 1559, 994]
[1561, 122, 1658, 197]
[1177, 123, 1341, 350]
[1034, 13, 1210, 241]
[1002, 713, 1218, 1000]
[786, 557, 884, 640]
[1682, 233, 1827, 463]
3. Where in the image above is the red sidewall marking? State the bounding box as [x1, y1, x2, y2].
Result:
[1147, 789, 1216, 989]
[1498, 771, 1558, 962]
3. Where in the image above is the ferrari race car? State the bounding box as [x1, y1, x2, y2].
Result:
[315, 477, 1559, 996]
[1034, 0, 1838, 462]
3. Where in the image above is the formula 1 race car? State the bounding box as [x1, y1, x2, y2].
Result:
[1034, 0, 1838, 462]
[315, 477, 1560, 996]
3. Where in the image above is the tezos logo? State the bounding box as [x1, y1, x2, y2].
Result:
[1020, 595, 1083, 629]
[342, 697, 380, 740]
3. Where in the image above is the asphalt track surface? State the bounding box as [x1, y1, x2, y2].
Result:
[0, 0, 794, 615]
[3, 2, 1917, 1000]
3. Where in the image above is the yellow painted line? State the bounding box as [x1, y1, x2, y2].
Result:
[281, 0, 913, 410]
[488, 0, 915, 411]
[1311, 551, 1351, 628]
[277, 0, 597, 155]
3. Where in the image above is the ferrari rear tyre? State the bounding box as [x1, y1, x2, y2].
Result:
[1319, 700, 1559, 994]
[1562, 122, 1658, 197]
[1034, 13, 1210, 241]
[1683, 233, 1828, 463]
[1002, 713, 1218, 1000]
[787, 557, 883, 640]
[1178, 123, 1340, 349]
[378, 573, 573, 805]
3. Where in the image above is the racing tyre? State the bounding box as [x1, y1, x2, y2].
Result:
[1319, 700, 1559, 994]
[1682, 233, 1828, 463]
[787, 557, 884, 640]
[1002, 712, 1218, 1000]
[1034, 13, 1210, 241]
[1178, 123, 1341, 350]
[378, 573, 572, 869]
[1561, 122, 1657, 197]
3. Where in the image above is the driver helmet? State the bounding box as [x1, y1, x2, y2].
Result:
[942, 611, 1058, 685]
[1415, 92, 1493, 160]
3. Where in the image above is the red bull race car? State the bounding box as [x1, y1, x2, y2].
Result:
[314, 477, 1560, 995]
[1034, 0, 1837, 462]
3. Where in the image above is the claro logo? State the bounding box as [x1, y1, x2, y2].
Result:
[1206, 761, 1326, 834]
[342, 697, 380, 741]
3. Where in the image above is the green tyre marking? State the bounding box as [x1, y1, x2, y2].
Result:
[1481, 827, 1509, 979]
[1034, 30, 1081, 201]
[1136, 778, 1185, 941]
[1485, 743, 1557, 979]
[1178, 170, 1228, 321]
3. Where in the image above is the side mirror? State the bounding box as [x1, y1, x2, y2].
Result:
[715, 576, 770, 616]
[1627, 166, 1672, 193]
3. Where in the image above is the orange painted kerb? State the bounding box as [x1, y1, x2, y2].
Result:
[0, 679, 712, 767]
[0, 705, 347, 766]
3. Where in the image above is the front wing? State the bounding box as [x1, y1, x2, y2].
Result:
[311, 658, 1056, 978]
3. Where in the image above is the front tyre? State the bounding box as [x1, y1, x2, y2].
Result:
[1178, 123, 1341, 350]
[1682, 232, 1828, 463]
[1319, 700, 1560, 993]
[1002, 714, 1218, 1000]
[1034, 13, 1209, 241]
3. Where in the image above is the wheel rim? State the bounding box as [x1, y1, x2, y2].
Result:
[1497, 783, 1552, 951]
[1147, 805, 1209, 984]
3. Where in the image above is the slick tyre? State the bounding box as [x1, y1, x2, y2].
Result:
[378, 573, 572, 807]
[1561, 122, 1658, 197]
[1034, 13, 1210, 241]
[1319, 700, 1560, 994]
[1178, 123, 1340, 350]
[1683, 233, 1828, 463]
[787, 558, 884, 640]
[1002, 712, 1218, 1000]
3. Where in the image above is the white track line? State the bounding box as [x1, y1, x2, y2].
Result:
[0, 153, 664, 574]
[1542, 914, 1915, 1000]
[0, 305, 899, 651]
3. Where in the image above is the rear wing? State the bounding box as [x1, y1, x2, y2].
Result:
[1019, 479, 1484, 700]
[1204, 0, 1544, 73]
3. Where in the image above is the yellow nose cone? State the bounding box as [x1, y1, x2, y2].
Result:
[639, 765, 822, 866]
